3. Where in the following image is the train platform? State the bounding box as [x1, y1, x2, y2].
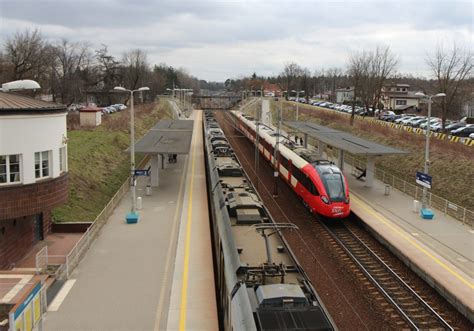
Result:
[43, 109, 217, 330]
[257, 102, 473, 321]
[345, 171, 474, 321]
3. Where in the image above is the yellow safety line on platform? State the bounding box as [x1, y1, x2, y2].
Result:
[352, 195, 474, 289]
[179, 111, 200, 331]
[153, 152, 189, 330]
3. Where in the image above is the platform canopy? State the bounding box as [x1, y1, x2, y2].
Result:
[130, 119, 194, 154]
[285, 121, 406, 156]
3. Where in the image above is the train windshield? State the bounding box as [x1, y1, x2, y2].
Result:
[321, 173, 345, 202]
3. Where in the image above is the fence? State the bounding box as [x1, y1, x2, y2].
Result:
[36, 155, 150, 280]
[35, 246, 48, 274]
[344, 153, 473, 228]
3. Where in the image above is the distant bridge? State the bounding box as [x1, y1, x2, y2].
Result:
[193, 95, 241, 110]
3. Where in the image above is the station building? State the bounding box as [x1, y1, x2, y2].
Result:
[0, 91, 69, 269]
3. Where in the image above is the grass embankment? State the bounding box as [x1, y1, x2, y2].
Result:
[52, 101, 173, 222]
[270, 100, 474, 210]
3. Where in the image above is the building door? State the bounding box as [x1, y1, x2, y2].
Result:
[34, 214, 44, 241]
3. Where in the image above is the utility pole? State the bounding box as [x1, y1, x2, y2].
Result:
[273, 95, 282, 197]
[254, 91, 262, 190]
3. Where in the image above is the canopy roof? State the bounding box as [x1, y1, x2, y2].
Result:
[285, 121, 406, 156]
[130, 120, 194, 154]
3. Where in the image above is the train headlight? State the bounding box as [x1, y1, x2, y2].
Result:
[321, 196, 330, 204]
[345, 196, 350, 204]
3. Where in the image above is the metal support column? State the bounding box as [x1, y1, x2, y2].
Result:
[151, 154, 160, 187]
[366, 156, 375, 187]
[338, 150, 344, 171]
[304, 133, 308, 149]
[318, 141, 326, 157]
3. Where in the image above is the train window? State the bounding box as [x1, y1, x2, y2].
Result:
[308, 180, 319, 195]
[280, 156, 289, 168]
[322, 173, 345, 202]
[292, 166, 304, 183]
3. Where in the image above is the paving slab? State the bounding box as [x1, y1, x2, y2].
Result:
[43, 155, 187, 330]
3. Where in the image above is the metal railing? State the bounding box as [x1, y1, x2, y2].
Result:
[35, 246, 48, 274]
[344, 153, 473, 227]
[37, 155, 150, 279]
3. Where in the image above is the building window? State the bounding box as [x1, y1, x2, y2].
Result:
[0, 154, 21, 184]
[59, 146, 67, 172]
[35, 151, 50, 179]
[396, 100, 407, 105]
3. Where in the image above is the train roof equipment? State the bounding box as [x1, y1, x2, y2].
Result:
[203, 110, 336, 330]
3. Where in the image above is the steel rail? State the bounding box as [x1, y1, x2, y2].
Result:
[323, 222, 453, 331]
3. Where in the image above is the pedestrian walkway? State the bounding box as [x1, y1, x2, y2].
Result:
[166, 110, 217, 330]
[44, 109, 217, 330]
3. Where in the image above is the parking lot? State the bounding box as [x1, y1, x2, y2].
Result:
[287, 98, 474, 145]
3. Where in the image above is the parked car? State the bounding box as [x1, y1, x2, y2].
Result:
[406, 116, 425, 126]
[394, 114, 416, 123]
[469, 133, 474, 139]
[378, 110, 395, 119]
[419, 118, 441, 130]
[451, 125, 474, 137]
[445, 122, 466, 132]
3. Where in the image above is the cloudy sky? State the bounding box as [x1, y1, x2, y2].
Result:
[0, 0, 472, 81]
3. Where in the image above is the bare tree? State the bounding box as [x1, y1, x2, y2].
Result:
[0, 51, 14, 83]
[347, 46, 398, 124]
[370, 46, 398, 111]
[3, 29, 49, 81]
[50, 39, 92, 104]
[426, 43, 473, 129]
[326, 67, 343, 102]
[347, 50, 370, 125]
[280, 62, 303, 98]
[299, 67, 312, 99]
[122, 49, 149, 91]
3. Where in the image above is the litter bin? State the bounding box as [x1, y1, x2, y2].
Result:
[146, 185, 152, 196]
[384, 185, 391, 196]
[413, 200, 420, 213]
[137, 197, 143, 210]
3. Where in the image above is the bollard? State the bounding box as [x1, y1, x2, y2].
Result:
[137, 197, 143, 210]
[384, 185, 391, 196]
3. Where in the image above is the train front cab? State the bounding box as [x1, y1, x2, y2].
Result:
[287, 163, 348, 219]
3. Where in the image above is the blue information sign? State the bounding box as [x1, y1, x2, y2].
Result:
[416, 171, 432, 189]
[134, 169, 149, 176]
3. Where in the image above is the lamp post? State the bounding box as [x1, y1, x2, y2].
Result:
[415, 91, 446, 213]
[114, 86, 150, 222]
[292, 90, 304, 121]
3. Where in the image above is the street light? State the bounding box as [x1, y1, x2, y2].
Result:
[415, 91, 446, 215]
[292, 90, 304, 121]
[114, 86, 150, 223]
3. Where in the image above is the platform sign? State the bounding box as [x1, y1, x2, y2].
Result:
[134, 169, 149, 176]
[9, 281, 42, 331]
[416, 171, 432, 189]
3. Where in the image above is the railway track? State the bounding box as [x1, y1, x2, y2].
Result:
[214, 109, 469, 330]
[322, 221, 453, 330]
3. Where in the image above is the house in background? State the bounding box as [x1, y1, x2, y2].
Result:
[0, 91, 69, 269]
[381, 82, 421, 112]
[335, 87, 355, 104]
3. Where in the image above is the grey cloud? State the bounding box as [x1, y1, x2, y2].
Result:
[0, 0, 471, 81]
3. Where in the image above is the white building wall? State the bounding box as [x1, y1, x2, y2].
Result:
[0, 113, 67, 185]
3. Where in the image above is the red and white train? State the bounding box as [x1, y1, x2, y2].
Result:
[231, 110, 351, 218]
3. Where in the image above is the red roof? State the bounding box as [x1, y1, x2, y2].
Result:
[80, 106, 102, 112]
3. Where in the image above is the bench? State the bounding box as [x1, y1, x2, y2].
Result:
[352, 166, 366, 180]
